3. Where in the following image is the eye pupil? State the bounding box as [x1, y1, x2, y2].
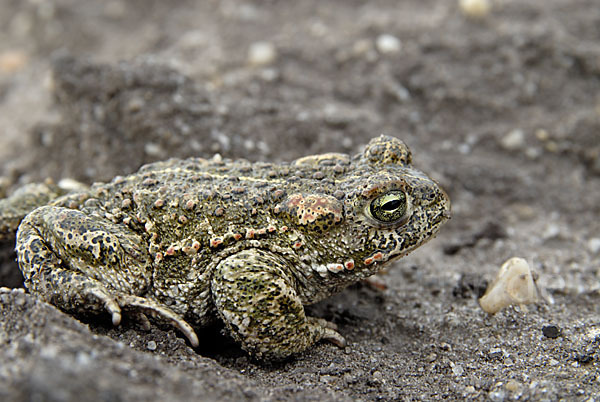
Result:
[382, 199, 401, 211]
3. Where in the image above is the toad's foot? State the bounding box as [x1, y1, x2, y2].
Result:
[212, 249, 346, 360]
[60, 279, 199, 346]
[16, 205, 198, 347]
[117, 294, 199, 347]
[86, 287, 199, 346]
[309, 317, 346, 348]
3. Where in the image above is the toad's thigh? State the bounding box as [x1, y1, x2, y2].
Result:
[17, 206, 152, 296]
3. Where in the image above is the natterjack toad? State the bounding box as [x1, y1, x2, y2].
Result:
[10, 135, 450, 360]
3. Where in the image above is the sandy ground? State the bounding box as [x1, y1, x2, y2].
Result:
[0, 0, 599, 400]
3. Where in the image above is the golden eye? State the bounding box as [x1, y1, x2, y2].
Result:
[369, 191, 407, 223]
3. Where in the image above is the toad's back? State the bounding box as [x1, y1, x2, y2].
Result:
[73, 154, 358, 323]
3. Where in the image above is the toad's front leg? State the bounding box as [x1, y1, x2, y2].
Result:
[16, 206, 198, 346]
[211, 249, 346, 360]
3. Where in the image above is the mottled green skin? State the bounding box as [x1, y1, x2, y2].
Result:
[13, 135, 450, 360]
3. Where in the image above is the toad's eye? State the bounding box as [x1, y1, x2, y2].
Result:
[369, 190, 407, 223]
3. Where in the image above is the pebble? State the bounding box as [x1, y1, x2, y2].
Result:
[535, 128, 550, 141]
[259, 68, 278, 81]
[248, 41, 277, 66]
[144, 143, 163, 157]
[488, 390, 506, 401]
[57, 178, 88, 192]
[459, 0, 491, 19]
[587, 238, 600, 254]
[479, 257, 538, 314]
[147, 340, 157, 351]
[126, 97, 145, 112]
[525, 147, 542, 159]
[320, 374, 335, 384]
[376, 34, 401, 54]
[13, 294, 26, 306]
[542, 325, 560, 339]
[488, 348, 504, 359]
[352, 39, 374, 57]
[505, 379, 521, 392]
[75, 351, 92, 366]
[450, 362, 465, 376]
[585, 326, 600, 341]
[387, 81, 411, 102]
[343, 372, 357, 384]
[439, 342, 452, 351]
[500, 129, 525, 151]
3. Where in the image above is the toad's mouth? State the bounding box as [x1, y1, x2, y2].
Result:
[382, 203, 451, 261]
[432, 208, 452, 227]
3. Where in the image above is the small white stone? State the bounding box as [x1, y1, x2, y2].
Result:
[147, 340, 157, 351]
[259, 68, 278, 81]
[501, 129, 525, 151]
[309, 21, 327, 37]
[587, 238, 600, 254]
[57, 178, 88, 192]
[458, 143, 471, 154]
[459, 0, 491, 19]
[248, 41, 277, 66]
[535, 128, 549, 141]
[585, 326, 600, 341]
[376, 34, 401, 54]
[542, 223, 561, 240]
[488, 390, 506, 401]
[75, 352, 92, 366]
[352, 39, 373, 57]
[488, 348, 504, 358]
[450, 362, 465, 376]
[525, 147, 541, 159]
[144, 142, 163, 157]
[479, 257, 539, 314]
[389, 82, 410, 102]
[465, 385, 476, 394]
[505, 380, 521, 393]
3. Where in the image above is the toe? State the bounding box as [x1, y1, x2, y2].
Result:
[86, 287, 122, 325]
[323, 328, 347, 348]
[117, 294, 199, 347]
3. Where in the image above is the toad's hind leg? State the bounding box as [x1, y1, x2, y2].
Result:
[16, 205, 198, 346]
[211, 249, 346, 360]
